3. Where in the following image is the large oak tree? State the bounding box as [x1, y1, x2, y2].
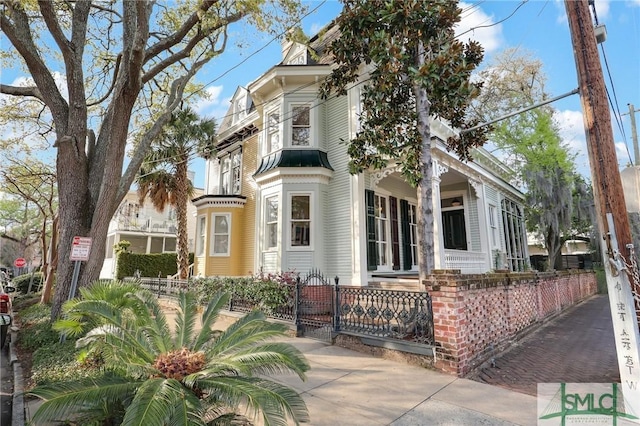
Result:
[0, 0, 304, 318]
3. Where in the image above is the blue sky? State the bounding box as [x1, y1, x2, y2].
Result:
[190, 0, 640, 188]
[2, 1, 639, 190]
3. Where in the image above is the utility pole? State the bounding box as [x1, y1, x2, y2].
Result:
[565, 0, 640, 411]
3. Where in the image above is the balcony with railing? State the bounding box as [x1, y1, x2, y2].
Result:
[111, 214, 177, 234]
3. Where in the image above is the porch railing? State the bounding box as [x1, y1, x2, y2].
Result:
[444, 249, 486, 273]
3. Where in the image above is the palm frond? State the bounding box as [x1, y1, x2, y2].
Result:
[174, 292, 198, 349]
[192, 291, 230, 351]
[212, 343, 309, 379]
[194, 376, 309, 426]
[29, 374, 139, 424]
[132, 289, 173, 353]
[121, 378, 202, 426]
[208, 311, 291, 357]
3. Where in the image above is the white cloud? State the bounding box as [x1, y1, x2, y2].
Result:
[310, 22, 323, 35]
[456, 2, 504, 53]
[615, 141, 633, 166]
[554, 109, 592, 176]
[193, 85, 224, 116]
[555, 0, 609, 24]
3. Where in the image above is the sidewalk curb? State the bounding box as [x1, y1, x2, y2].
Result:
[9, 331, 25, 426]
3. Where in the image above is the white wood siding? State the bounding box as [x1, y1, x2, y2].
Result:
[287, 252, 314, 272]
[324, 96, 353, 283]
[262, 251, 278, 273]
[468, 194, 481, 252]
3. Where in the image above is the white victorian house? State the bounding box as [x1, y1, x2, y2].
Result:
[192, 25, 528, 286]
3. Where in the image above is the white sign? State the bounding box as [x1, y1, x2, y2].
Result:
[603, 215, 640, 422]
[70, 236, 92, 261]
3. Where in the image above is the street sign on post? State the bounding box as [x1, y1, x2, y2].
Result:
[14, 258, 26, 268]
[69, 236, 92, 261]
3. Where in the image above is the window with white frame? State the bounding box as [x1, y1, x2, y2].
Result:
[290, 194, 311, 247]
[291, 105, 310, 146]
[219, 150, 241, 195]
[266, 111, 280, 153]
[196, 216, 206, 256]
[374, 194, 388, 266]
[211, 214, 231, 256]
[489, 204, 499, 248]
[265, 196, 278, 249]
[408, 203, 418, 266]
[233, 97, 245, 124]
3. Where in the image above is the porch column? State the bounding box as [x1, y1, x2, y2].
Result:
[433, 161, 447, 270]
[475, 179, 492, 271]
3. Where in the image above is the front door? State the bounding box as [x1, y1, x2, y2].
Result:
[442, 209, 467, 250]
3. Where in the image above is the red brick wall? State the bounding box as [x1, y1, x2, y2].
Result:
[423, 270, 597, 376]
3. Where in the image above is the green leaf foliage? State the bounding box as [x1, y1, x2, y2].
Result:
[30, 280, 310, 425]
[319, 0, 489, 186]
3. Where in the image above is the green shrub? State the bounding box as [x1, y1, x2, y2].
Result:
[191, 270, 296, 315]
[12, 272, 44, 294]
[115, 252, 195, 279]
[16, 301, 102, 386]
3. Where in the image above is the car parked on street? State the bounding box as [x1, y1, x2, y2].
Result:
[0, 271, 16, 349]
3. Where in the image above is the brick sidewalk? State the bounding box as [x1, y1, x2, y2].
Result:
[468, 294, 620, 396]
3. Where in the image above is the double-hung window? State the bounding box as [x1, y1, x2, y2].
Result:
[290, 194, 311, 247]
[219, 150, 241, 195]
[266, 196, 278, 249]
[196, 216, 206, 256]
[267, 111, 280, 153]
[211, 214, 231, 256]
[291, 105, 310, 146]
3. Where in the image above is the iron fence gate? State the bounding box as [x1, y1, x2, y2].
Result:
[295, 269, 337, 342]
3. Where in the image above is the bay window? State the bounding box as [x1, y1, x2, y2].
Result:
[290, 194, 311, 247]
[291, 105, 310, 146]
[211, 213, 231, 256]
[266, 196, 278, 249]
[267, 111, 280, 153]
[219, 149, 241, 195]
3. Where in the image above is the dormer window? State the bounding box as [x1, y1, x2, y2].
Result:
[266, 111, 280, 153]
[291, 105, 310, 146]
[288, 53, 305, 65]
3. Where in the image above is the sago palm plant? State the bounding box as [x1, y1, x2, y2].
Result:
[28, 280, 310, 425]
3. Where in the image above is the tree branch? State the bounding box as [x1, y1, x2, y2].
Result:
[118, 58, 208, 202]
[38, 0, 72, 59]
[143, 0, 218, 61]
[1, 3, 69, 127]
[0, 84, 44, 101]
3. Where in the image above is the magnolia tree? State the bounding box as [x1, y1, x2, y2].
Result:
[0, 0, 304, 319]
[320, 0, 488, 279]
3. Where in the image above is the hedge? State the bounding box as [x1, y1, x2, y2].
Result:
[115, 252, 194, 280]
[12, 272, 44, 294]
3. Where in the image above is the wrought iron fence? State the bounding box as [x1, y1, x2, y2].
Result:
[336, 286, 435, 345]
[127, 273, 435, 348]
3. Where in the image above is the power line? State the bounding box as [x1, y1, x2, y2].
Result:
[146, 1, 528, 168]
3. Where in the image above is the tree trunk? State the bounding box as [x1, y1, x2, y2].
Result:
[40, 216, 58, 304]
[175, 158, 190, 280]
[545, 229, 563, 271]
[414, 43, 436, 283]
[415, 94, 435, 281]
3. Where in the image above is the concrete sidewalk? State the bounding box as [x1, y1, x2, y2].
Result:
[264, 337, 537, 425]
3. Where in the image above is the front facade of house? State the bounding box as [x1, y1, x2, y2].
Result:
[193, 28, 528, 285]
